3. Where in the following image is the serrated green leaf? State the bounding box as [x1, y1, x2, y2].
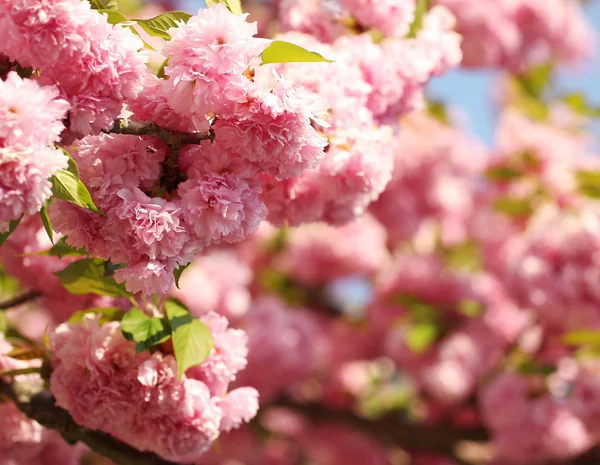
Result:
[68, 307, 125, 325]
[121, 308, 171, 353]
[56, 258, 130, 297]
[0, 216, 23, 248]
[562, 330, 600, 347]
[39, 203, 53, 244]
[51, 167, 104, 215]
[89, 0, 119, 10]
[165, 298, 214, 379]
[173, 263, 190, 289]
[134, 12, 192, 40]
[29, 237, 87, 259]
[261, 40, 334, 65]
[405, 322, 438, 353]
[95, 9, 156, 50]
[205, 0, 243, 14]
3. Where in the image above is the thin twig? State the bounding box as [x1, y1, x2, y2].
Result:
[0, 291, 41, 311]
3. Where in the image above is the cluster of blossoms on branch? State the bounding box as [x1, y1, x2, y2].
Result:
[1, 0, 600, 465]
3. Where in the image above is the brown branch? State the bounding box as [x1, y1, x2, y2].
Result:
[0, 291, 41, 311]
[0, 381, 179, 465]
[105, 119, 215, 193]
[271, 398, 489, 454]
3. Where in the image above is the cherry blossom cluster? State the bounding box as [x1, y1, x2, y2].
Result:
[49, 4, 328, 295]
[0, 73, 69, 232]
[49, 313, 258, 462]
[0, 0, 147, 137]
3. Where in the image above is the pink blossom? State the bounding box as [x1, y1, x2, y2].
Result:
[275, 214, 389, 286]
[49, 313, 258, 463]
[170, 250, 252, 321]
[0, 0, 147, 137]
[0, 73, 69, 230]
[434, 0, 596, 71]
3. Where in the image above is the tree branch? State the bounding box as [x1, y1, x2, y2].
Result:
[105, 119, 215, 194]
[0, 291, 41, 311]
[0, 381, 179, 465]
[271, 398, 489, 454]
[105, 119, 214, 147]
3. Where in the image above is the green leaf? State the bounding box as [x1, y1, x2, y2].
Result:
[261, 41, 334, 65]
[39, 203, 53, 244]
[68, 307, 126, 325]
[96, 9, 156, 50]
[157, 58, 169, 78]
[165, 298, 214, 379]
[134, 12, 192, 40]
[0, 216, 23, 248]
[389, 294, 439, 323]
[56, 258, 131, 298]
[29, 237, 87, 259]
[576, 170, 600, 199]
[492, 196, 534, 218]
[426, 100, 450, 125]
[405, 322, 438, 353]
[562, 330, 600, 347]
[205, 0, 243, 15]
[89, 0, 119, 10]
[458, 299, 485, 317]
[516, 62, 554, 99]
[485, 166, 522, 182]
[562, 93, 600, 118]
[121, 308, 171, 353]
[51, 165, 104, 215]
[173, 263, 190, 289]
[407, 0, 428, 37]
[0, 312, 6, 334]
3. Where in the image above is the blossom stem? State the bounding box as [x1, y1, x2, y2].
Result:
[0, 291, 41, 311]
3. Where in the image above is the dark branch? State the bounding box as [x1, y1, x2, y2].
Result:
[105, 119, 215, 194]
[271, 398, 489, 454]
[105, 119, 214, 147]
[0, 381, 178, 465]
[0, 291, 41, 311]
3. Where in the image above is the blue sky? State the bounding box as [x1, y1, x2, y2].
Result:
[174, 0, 600, 144]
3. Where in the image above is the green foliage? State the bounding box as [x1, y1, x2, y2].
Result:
[425, 100, 450, 125]
[165, 298, 214, 379]
[68, 307, 126, 325]
[89, 0, 119, 10]
[458, 299, 485, 317]
[29, 237, 87, 259]
[407, 0, 428, 38]
[404, 322, 438, 353]
[562, 330, 600, 347]
[205, 0, 243, 15]
[157, 58, 169, 78]
[516, 62, 554, 99]
[134, 12, 192, 40]
[55, 258, 130, 298]
[492, 196, 534, 218]
[173, 263, 190, 289]
[121, 308, 171, 353]
[39, 203, 53, 244]
[50, 154, 104, 216]
[261, 41, 333, 65]
[485, 166, 522, 182]
[0, 216, 23, 248]
[562, 93, 600, 118]
[576, 170, 600, 199]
